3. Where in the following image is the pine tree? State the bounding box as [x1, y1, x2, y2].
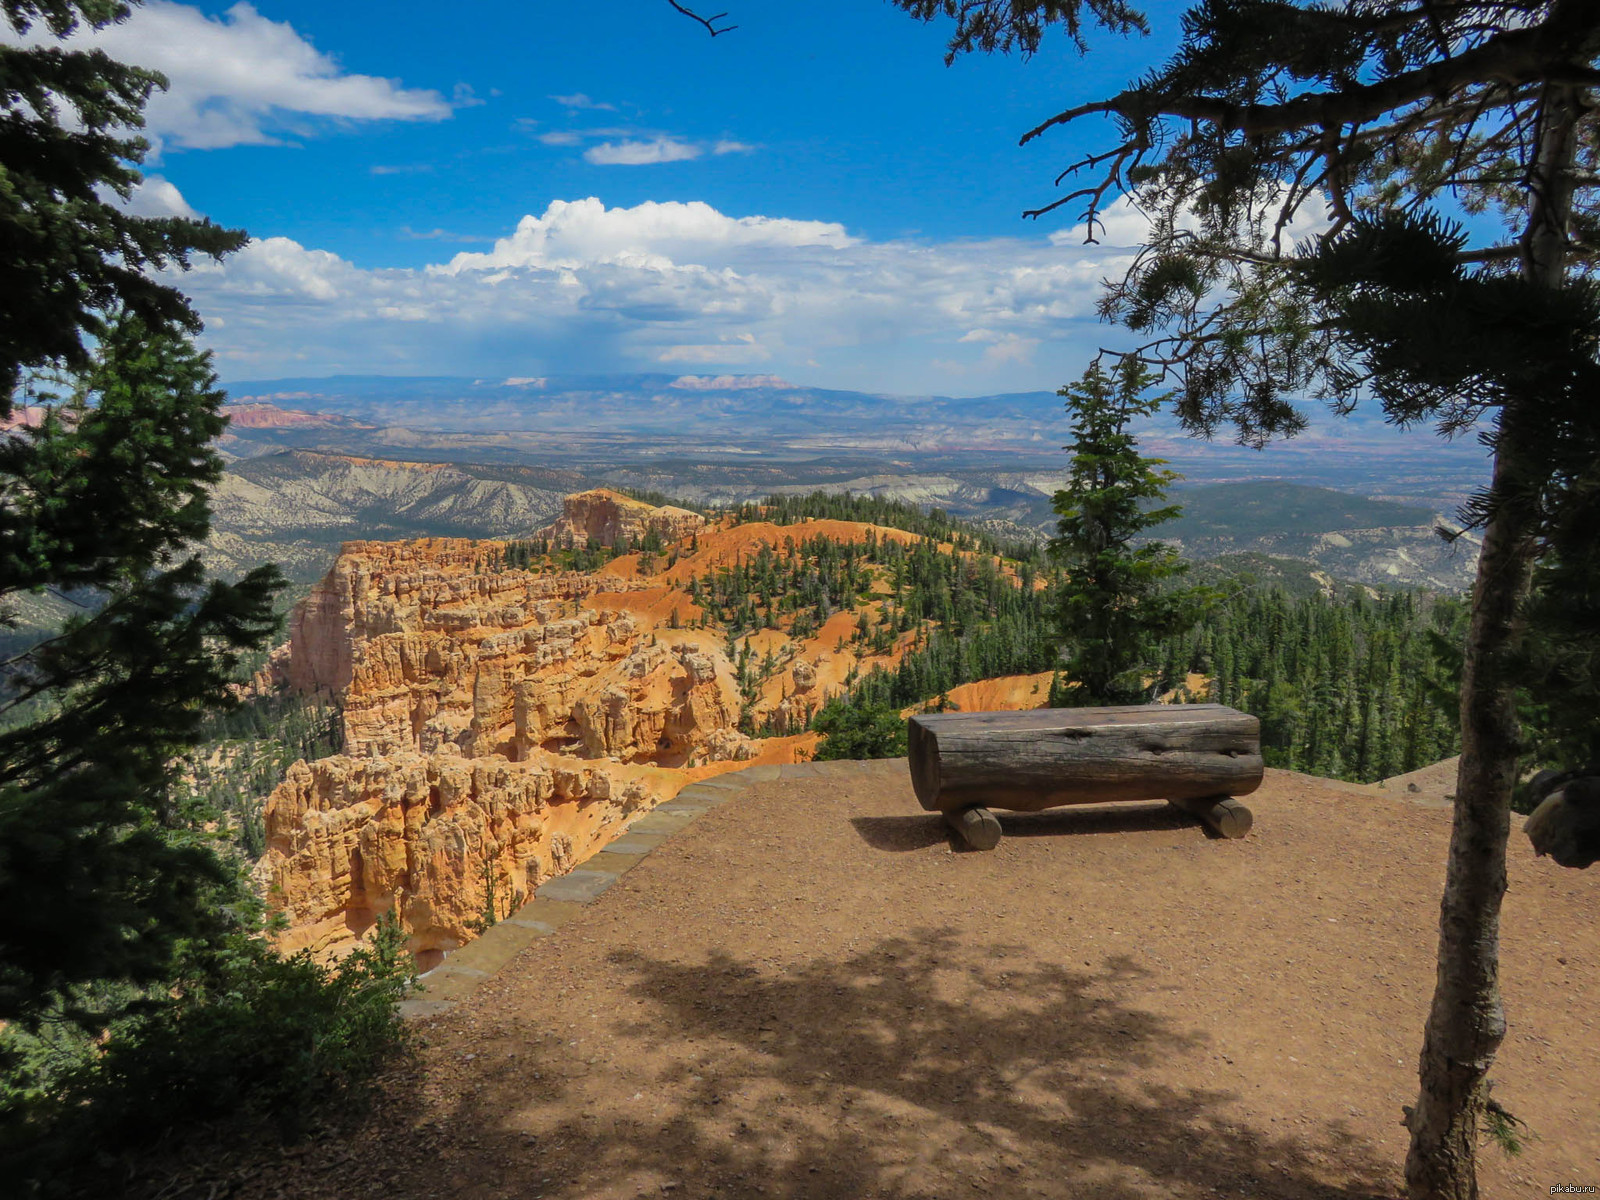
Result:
[0, 1, 245, 403]
[0, 315, 282, 1028]
[1049, 357, 1210, 705]
[0, 0, 283, 1038]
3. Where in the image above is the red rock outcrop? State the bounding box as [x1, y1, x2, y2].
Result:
[262, 751, 655, 965]
[540, 488, 705, 548]
[262, 522, 802, 962]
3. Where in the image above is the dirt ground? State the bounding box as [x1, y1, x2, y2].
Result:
[218, 762, 1596, 1200]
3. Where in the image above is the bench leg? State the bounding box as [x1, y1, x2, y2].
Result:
[1169, 794, 1253, 839]
[945, 805, 1002, 850]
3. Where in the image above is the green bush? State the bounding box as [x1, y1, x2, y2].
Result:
[0, 914, 414, 1197]
[812, 698, 908, 760]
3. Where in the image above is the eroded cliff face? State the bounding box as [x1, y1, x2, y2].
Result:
[262, 530, 799, 963]
[280, 538, 744, 762]
[263, 751, 656, 965]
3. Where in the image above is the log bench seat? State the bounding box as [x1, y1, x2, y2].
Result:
[907, 704, 1264, 849]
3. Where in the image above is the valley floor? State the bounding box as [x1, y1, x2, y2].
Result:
[216, 763, 1595, 1200]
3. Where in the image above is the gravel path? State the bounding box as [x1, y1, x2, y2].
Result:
[227, 762, 1597, 1200]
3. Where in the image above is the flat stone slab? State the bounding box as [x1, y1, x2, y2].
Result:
[628, 808, 705, 834]
[674, 785, 737, 806]
[535, 868, 621, 904]
[604, 834, 668, 856]
[412, 968, 490, 1004]
[581, 850, 646, 875]
[507, 897, 586, 930]
[732, 763, 783, 784]
[501, 915, 560, 935]
[689, 774, 748, 791]
[398, 998, 456, 1020]
[444, 920, 546, 975]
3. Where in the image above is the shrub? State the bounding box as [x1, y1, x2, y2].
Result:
[812, 698, 908, 760]
[0, 914, 414, 1197]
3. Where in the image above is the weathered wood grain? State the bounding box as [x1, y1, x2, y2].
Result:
[944, 805, 1002, 850]
[907, 704, 1263, 814]
[1168, 794, 1254, 839]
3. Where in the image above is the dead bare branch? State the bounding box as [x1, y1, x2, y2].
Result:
[666, 0, 736, 37]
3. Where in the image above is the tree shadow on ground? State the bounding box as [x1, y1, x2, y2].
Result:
[341, 928, 1401, 1200]
[172, 927, 1396, 1200]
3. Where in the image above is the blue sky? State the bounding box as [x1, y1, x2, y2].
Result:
[11, 1, 1229, 394]
[153, 2, 1175, 262]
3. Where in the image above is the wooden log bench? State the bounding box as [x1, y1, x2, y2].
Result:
[907, 704, 1264, 850]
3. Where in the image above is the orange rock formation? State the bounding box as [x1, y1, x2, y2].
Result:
[262, 532, 790, 964]
[539, 488, 706, 548]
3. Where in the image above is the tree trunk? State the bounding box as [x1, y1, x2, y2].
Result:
[1404, 83, 1581, 1200]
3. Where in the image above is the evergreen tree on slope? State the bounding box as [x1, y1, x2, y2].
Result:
[1050, 356, 1209, 705]
[0, 1, 244, 403]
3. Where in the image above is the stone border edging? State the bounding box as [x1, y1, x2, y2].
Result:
[399, 759, 876, 1019]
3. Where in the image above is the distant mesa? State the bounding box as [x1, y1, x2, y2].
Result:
[222, 402, 365, 430]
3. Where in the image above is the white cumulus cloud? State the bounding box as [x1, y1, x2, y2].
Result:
[5, 1, 450, 150]
[191, 236, 354, 303]
[551, 93, 617, 111]
[1051, 190, 1332, 250]
[584, 137, 702, 166]
[441, 198, 856, 273]
[519, 115, 758, 166]
[657, 340, 771, 365]
[114, 174, 199, 218]
[172, 196, 1141, 391]
[959, 328, 1041, 366]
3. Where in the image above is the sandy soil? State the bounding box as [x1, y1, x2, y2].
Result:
[214, 765, 1596, 1200]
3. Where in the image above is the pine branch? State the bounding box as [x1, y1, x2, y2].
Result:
[1021, 8, 1600, 147]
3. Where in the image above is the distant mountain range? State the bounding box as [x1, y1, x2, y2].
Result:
[219, 372, 1493, 517]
